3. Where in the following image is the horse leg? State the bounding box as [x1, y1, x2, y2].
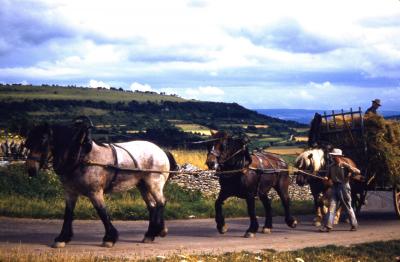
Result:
[334, 204, 342, 225]
[351, 188, 363, 216]
[138, 181, 167, 243]
[258, 192, 272, 234]
[215, 191, 229, 234]
[88, 191, 118, 247]
[310, 185, 323, 226]
[275, 175, 297, 228]
[52, 191, 78, 248]
[142, 177, 168, 242]
[244, 196, 259, 238]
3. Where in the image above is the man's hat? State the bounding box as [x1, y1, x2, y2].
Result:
[372, 99, 381, 106]
[329, 148, 343, 156]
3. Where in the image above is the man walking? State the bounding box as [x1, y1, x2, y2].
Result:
[320, 148, 360, 232]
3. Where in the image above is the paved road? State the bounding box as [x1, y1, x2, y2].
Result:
[0, 211, 399, 259]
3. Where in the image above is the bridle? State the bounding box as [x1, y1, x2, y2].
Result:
[26, 128, 53, 170]
[26, 122, 92, 173]
[209, 138, 248, 168]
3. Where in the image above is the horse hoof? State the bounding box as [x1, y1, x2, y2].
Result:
[262, 227, 272, 234]
[142, 236, 155, 243]
[101, 241, 114, 248]
[244, 232, 255, 238]
[314, 221, 321, 227]
[290, 220, 298, 228]
[217, 224, 228, 234]
[51, 241, 66, 248]
[159, 227, 168, 237]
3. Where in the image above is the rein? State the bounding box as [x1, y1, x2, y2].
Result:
[220, 146, 246, 165]
[83, 158, 321, 178]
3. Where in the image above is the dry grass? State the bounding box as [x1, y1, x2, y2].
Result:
[0, 246, 122, 262]
[174, 124, 213, 136]
[294, 136, 308, 142]
[171, 149, 208, 169]
[1, 239, 398, 262]
[321, 114, 362, 129]
[266, 146, 305, 155]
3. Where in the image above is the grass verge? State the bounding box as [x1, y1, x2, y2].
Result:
[0, 240, 398, 262]
[0, 164, 312, 220]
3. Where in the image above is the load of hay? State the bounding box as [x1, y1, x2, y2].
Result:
[316, 113, 400, 187]
[363, 114, 400, 187]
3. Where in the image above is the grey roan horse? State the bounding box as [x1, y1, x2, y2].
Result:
[24, 119, 176, 248]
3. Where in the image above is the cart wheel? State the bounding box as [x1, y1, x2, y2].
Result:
[394, 185, 400, 219]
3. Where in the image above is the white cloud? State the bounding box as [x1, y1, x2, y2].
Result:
[130, 82, 153, 92]
[308, 81, 333, 90]
[185, 86, 224, 98]
[0, 0, 400, 109]
[88, 79, 110, 89]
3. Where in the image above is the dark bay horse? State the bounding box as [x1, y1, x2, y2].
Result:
[205, 131, 297, 238]
[24, 119, 176, 248]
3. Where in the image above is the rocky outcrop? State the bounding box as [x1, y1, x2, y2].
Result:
[170, 163, 313, 201]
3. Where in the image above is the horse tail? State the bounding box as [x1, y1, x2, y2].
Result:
[163, 149, 178, 174]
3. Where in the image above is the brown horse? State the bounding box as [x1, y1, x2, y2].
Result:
[205, 131, 297, 238]
[24, 119, 177, 248]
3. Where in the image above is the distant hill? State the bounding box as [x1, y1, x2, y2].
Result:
[257, 108, 400, 124]
[387, 115, 400, 121]
[0, 84, 185, 103]
[0, 84, 306, 148]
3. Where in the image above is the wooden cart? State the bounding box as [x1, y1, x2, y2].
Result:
[308, 108, 400, 218]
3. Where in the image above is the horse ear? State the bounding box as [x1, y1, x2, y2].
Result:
[308, 153, 313, 159]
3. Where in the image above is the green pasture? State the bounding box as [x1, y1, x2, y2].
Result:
[0, 85, 185, 103]
[0, 163, 312, 220]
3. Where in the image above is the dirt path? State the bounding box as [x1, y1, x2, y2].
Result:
[0, 212, 399, 259]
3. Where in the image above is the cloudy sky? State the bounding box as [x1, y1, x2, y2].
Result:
[1, 0, 400, 110]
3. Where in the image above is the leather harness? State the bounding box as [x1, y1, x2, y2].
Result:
[105, 143, 139, 193]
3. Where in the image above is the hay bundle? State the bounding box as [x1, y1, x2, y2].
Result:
[364, 115, 400, 186]
[316, 113, 400, 187]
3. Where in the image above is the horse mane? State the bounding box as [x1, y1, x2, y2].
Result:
[295, 148, 325, 171]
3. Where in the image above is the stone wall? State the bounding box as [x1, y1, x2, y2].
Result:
[170, 163, 313, 201]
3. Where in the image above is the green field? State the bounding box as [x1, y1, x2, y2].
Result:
[0, 84, 185, 103]
[0, 163, 312, 220]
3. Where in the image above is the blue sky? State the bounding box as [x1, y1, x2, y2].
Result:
[1, 0, 400, 110]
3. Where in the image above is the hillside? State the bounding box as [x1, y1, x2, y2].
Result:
[387, 115, 400, 121]
[0, 84, 185, 103]
[0, 84, 306, 148]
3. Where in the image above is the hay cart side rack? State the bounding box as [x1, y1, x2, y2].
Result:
[311, 108, 400, 218]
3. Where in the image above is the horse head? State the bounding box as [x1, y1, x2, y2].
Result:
[206, 130, 251, 171]
[295, 148, 325, 186]
[51, 117, 93, 174]
[24, 116, 94, 176]
[25, 123, 53, 177]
